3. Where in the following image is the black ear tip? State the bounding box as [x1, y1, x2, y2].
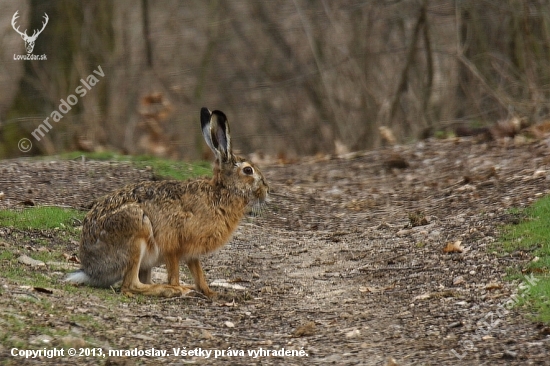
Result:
[211, 110, 227, 122]
[201, 107, 211, 120]
[200, 107, 211, 128]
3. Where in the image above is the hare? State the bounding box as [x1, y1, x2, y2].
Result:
[65, 108, 269, 297]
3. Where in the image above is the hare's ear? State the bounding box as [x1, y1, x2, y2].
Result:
[201, 107, 216, 152]
[200, 107, 232, 162]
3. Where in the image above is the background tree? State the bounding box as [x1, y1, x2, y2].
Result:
[1, 0, 549, 159]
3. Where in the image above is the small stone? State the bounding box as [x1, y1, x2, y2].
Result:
[453, 276, 465, 285]
[225, 321, 235, 328]
[533, 169, 546, 178]
[429, 230, 441, 238]
[345, 329, 360, 338]
[386, 357, 400, 366]
[29, 334, 53, 345]
[396, 229, 410, 237]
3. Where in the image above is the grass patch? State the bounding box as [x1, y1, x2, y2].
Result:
[132, 155, 211, 181]
[500, 195, 550, 323]
[0, 206, 85, 231]
[58, 151, 212, 181]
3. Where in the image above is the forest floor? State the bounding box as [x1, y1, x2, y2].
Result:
[1, 136, 550, 365]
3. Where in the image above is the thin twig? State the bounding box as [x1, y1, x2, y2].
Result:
[10, 291, 41, 301]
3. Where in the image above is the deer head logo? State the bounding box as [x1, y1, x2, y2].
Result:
[11, 11, 49, 54]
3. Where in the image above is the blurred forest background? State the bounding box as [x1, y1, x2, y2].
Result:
[1, 0, 550, 160]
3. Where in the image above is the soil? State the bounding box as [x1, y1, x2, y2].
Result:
[1, 137, 550, 365]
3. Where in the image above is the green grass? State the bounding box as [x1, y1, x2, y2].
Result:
[0, 206, 85, 231]
[58, 151, 212, 180]
[500, 195, 550, 323]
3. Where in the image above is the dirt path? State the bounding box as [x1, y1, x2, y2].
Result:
[1, 138, 550, 365]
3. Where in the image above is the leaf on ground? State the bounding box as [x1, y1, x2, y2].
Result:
[414, 292, 432, 300]
[443, 240, 464, 253]
[33, 287, 54, 294]
[62, 253, 81, 264]
[359, 283, 395, 293]
[453, 276, 465, 285]
[222, 299, 236, 307]
[407, 211, 429, 227]
[485, 282, 503, 290]
[385, 357, 400, 366]
[292, 321, 316, 337]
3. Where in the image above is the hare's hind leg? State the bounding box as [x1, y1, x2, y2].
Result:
[101, 204, 190, 298]
[120, 237, 192, 297]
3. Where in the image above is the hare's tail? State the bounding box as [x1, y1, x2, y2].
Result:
[64, 270, 91, 284]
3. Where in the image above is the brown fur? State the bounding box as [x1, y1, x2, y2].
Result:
[66, 109, 269, 297]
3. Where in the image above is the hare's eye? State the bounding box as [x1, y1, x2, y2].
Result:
[243, 166, 254, 175]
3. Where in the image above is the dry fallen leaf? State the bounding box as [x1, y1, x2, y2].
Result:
[360, 286, 378, 293]
[62, 253, 81, 264]
[485, 282, 503, 291]
[386, 357, 400, 366]
[443, 240, 464, 253]
[414, 292, 432, 300]
[33, 287, 54, 294]
[359, 283, 395, 293]
[453, 276, 465, 285]
[408, 211, 429, 227]
[292, 321, 316, 337]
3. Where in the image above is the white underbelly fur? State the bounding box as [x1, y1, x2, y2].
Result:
[139, 240, 161, 270]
